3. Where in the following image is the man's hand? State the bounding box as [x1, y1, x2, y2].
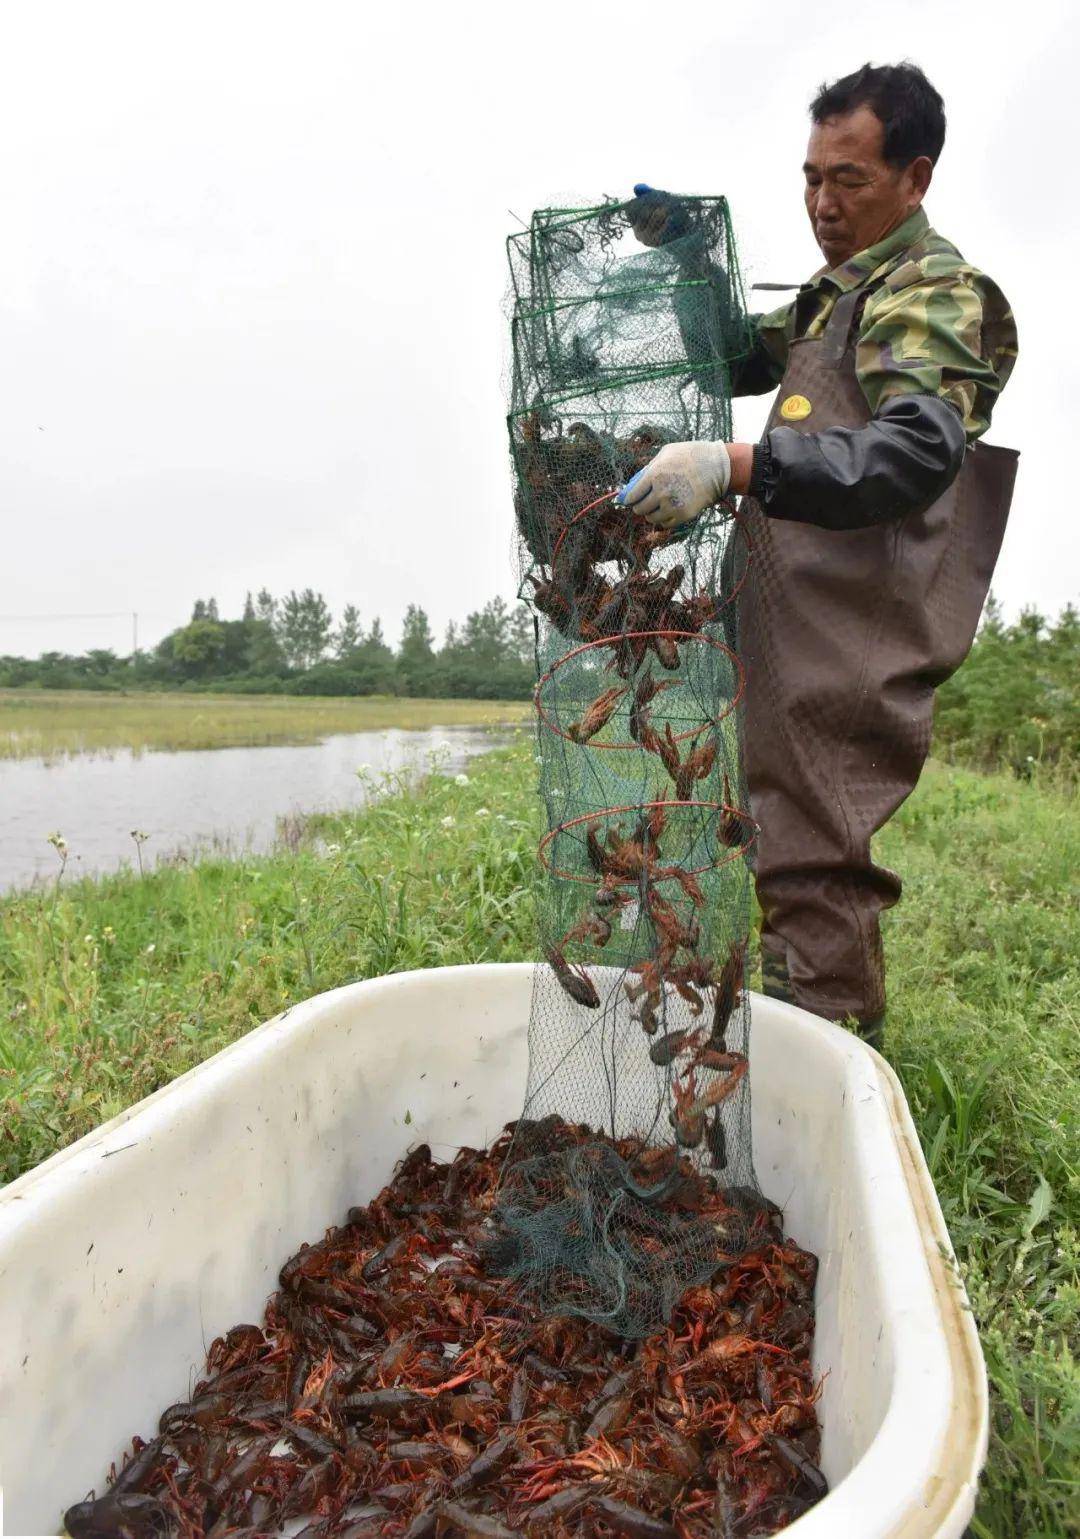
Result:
[625, 183, 689, 248]
[616, 441, 735, 529]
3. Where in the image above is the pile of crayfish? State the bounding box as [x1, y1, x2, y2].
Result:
[65, 1124, 826, 1539]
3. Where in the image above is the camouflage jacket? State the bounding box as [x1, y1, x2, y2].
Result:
[732, 207, 1017, 441]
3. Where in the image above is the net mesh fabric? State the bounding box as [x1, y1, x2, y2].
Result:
[491, 195, 766, 1338]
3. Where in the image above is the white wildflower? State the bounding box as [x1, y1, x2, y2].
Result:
[475, 807, 490, 817]
[145, 942, 156, 955]
[454, 773, 470, 786]
[83, 934, 94, 944]
[441, 815, 456, 829]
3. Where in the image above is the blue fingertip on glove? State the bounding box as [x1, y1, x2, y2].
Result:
[614, 468, 647, 507]
[633, 183, 655, 197]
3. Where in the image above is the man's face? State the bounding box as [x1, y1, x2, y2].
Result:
[803, 104, 932, 268]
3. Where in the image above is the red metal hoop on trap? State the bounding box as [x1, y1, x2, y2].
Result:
[546, 496, 751, 603]
[534, 630, 746, 750]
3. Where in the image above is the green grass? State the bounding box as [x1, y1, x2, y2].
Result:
[874, 762, 1079, 1537]
[0, 690, 530, 760]
[0, 740, 1076, 1535]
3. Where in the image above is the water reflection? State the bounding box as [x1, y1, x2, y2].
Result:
[0, 727, 508, 895]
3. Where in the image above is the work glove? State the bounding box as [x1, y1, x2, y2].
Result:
[615, 441, 732, 529]
[625, 183, 691, 248]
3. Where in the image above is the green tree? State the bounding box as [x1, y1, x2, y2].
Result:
[279, 589, 333, 670]
[350, 617, 397, 693]
[238, 590, 284, 676]
[398, 605, 436, 696]
[216, 619, 260, 675]
[243, 619, 284, 676]
[935, 600, 1080, 770]
[84, 649, 121, 678]
[980, 591, 1005, 638]
[31, 651, 81, 688]
[169, 619, 227, 679]
[435, 597, 531, 699]
[334, 604, 363, 658]
[461, 597, 511, 664]
[509, 601, 534, 663]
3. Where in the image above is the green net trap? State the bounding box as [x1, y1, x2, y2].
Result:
[490, 194, 767, 1337]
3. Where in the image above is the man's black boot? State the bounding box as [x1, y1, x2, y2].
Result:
[759, 947, 886, 1051]
[760, 948, 798, 1006]
[856, 1014, 886, 1052]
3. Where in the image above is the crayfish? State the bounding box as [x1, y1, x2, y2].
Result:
[64, 1125, 825, 1539]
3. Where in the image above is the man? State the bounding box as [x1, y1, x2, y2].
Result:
[621, 62, 1019, 1047]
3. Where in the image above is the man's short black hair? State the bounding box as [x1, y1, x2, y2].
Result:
[810, 62, 946, 167]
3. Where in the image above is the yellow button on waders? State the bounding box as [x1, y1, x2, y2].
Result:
[780, 394, 812, 421]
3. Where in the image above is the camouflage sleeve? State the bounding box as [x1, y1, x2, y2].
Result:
[729, 302, 792, 397]
[855, 267, 1018, 441]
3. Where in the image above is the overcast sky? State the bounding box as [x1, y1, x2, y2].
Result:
[1, 0, 1076, 659]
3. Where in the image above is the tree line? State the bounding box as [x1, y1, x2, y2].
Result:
[2, 590, 1076, 769]
[0, 589, 535, 700]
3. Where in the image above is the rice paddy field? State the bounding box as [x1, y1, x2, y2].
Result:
[0, 738, 1077, 1535]
[0, 689, 530, 761]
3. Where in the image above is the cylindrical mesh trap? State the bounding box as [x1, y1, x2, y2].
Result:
[491, 195, 768, 1337]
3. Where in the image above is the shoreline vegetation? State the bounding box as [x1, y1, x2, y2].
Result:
[0, 743, 1076, 1534]
[1, 592, 1076, 772]
[0, 691, 531, 761]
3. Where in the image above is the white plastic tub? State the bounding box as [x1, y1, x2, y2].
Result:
[0, 964, 986, 1538]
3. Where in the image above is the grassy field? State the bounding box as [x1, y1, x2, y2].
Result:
[0, 741, 1076, 1535]
[0, 689, 530, 760]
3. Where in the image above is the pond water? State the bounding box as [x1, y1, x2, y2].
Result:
[0, 727, 509, 895]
